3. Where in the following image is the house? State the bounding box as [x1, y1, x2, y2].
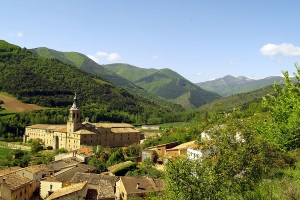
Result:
[54, 164, 96, 187]
[166, 141, 198, 158]
[46, 181, 88, 200]
[0, 166, 22, 177]
[15, 164, 49, 197]
[40, 176, 63, 199]
[141, 142, 179, 163]
[47, 158, 81, 172]
[54, 147, 94, 163]
[0, 173, 33, 200]
[166, 141, 211, 162]
[116, 177, 164, 200]
[70, 172, 120, 200]
[140, 132, 160, 144]
[23, 95, 141, 150]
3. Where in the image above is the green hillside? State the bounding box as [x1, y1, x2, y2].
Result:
[198, 84, 276, 112]
[28, 49, 221, 109]
[196, 75, 284, 96]
[29, 48, 138, 89]
[103, 64, 221, 108]
[103, 63, 157, 82]
[0, 40, 183, 123]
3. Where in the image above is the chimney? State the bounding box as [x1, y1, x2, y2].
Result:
[136, 182, 140, 189]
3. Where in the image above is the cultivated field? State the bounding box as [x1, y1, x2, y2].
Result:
[0, 93, 43, 112]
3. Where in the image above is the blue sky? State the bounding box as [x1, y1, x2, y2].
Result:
[1, 0, 300, 82]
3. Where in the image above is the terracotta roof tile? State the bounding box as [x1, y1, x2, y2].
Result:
[26, 124, 66, 132]
[95, 123, 133, 128]
[120, 177, 164, 194]
[98, 179, 115, 199]
[111, 128, 140, 133]
[168, 141, 198, 150]
[0, 166, 22, 176]
[2, 173, 33, 190]
[70, 172, 119, 185]
[24, 164, 48, 173]
[47, 181, 87, 200]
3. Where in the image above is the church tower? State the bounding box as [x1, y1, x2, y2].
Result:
[67, 94, 82, 133]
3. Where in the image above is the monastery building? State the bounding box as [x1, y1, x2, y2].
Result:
[23, 95, 141, 150]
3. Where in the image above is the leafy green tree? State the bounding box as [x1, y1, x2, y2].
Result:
[126, 159, 164, 179]
[106, 148, 125, 167]
[28, 138, 44, 153]
[263, 63, 300, 150]
[163, 119, 292, 200]
[88, 156, 106, 173]
[124, 143, 141, 158]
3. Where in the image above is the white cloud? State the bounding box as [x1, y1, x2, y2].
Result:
[87, 55, 99, 63]
[260, 43, 300, 57]
[17, 31, 23, 37]
[88, 51, 121, 63]
[195, 72, 203, 76]
[107, 52, 120, 61]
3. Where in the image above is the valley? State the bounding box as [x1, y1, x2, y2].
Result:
[0, 39, 299, 200]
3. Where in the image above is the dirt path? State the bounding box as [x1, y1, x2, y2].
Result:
[0, 94, 43, 112]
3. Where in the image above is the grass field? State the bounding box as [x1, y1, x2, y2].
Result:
[0, 147, 13, 156]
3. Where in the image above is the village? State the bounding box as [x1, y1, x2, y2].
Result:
[0, 96, 206, 200]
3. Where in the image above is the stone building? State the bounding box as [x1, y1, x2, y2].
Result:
[0, 173, 33, 200]
[23, 95, 141, 150]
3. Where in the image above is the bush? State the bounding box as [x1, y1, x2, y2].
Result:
[47, 146, 53, 150]
[112, 162, 137, 176]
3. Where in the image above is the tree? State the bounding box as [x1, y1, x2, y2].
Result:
[163, 119, 292, 200]
[106, 148, 125, 167]
[124, 143, 141, 158]
[263, 63, 300, 150]
[29, 138, 44, 153]
[88, 156, 106, 173]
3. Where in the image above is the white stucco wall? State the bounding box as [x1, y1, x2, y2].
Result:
[40, 181, 62, 199]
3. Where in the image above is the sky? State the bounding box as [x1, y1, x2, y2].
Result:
[1, 0, 300, 83]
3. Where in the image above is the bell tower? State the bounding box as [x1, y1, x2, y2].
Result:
[67, 94, 82, 133]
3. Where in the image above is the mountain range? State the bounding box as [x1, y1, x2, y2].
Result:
[1, 40, 285, 114]
[0, 40, 184, 124]
[30, 48, 221, 109]
[196, 75, 284, 96]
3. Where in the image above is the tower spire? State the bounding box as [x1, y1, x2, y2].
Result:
[71, 93, 79, 109]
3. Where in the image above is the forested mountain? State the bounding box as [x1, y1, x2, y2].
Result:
[30, 47, 220, 109]
[29, 47, 138, 89]
[196, 75, 284, 96]
[0, 40, 184, 123]
[198, 84, 276, 113]
[29, 47, 182, 106]
[103, 63, 221, 108]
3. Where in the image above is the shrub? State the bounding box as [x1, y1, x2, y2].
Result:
[112, 162, 137, 176]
